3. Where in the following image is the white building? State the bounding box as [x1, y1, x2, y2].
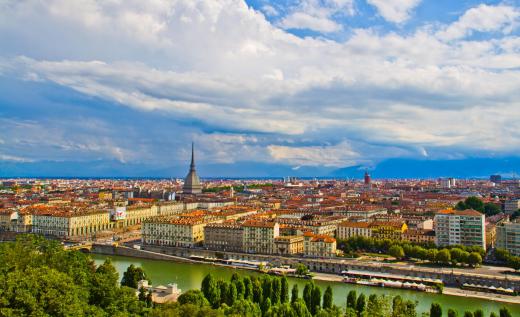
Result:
[434, 209, 486, 250]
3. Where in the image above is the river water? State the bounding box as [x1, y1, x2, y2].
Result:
[91, 254, 520, 315]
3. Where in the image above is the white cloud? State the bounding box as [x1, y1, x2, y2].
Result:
[278, 0, 354, 33]
[437, 4, 520, 41]
[268, 142, 359, 167]
[1, 0, 520, 167]
[367, 0, 421, 23]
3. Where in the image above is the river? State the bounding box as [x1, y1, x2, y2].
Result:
[91, 254, 520, 315]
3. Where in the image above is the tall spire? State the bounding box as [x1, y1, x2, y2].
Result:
[190, 142, 196, 171]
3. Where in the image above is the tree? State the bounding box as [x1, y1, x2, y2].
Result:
[366, 294, 391, 317]
[178, 290, 209, 307]
[436, 249, 451, 265]
[461, 197, 485, 212]
[281, 276, 289, 303]
[262, 298, 272, 314]
[468, 252, 483, 267]
[430, 303, 442, 317]
[464, 312, 474, 317]
[499, 307, 512, 317]
[121, 264, 149, 289]
[356, 293, 366, 316]
[291, 284, 299, 304]
[296, 263, 309, 276]
[346, 290, 357, 309]
[490, 313, 498, 317]
[484, 203, 501, 216]
[271, 277, 281, 304]
[201, 273, 220, 308]
[262, 277, 273, 304]
[303, 282, 313, 311]
[323, 286, 333, 310]
[448, 309, 459, 317]
[226, 282, 238, 306]
[311, 285, 322, 315]
[423, 248, 437, 261]
[225, 299, 262, 317]
[389, 245, 405, 259]
[473, 309, 483, 317]
[392, 295, 417, 317]
[244, 276, 254, 301]
[292, 298, 312, 317]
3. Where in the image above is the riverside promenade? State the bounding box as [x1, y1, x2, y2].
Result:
[90, 243, 520, 294]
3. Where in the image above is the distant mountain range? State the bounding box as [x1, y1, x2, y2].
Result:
[1, 157, 519, 179]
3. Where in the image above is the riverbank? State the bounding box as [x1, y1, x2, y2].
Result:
[90, 244, 520, 305]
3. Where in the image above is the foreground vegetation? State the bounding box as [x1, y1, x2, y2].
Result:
[0, 235, 514, 317]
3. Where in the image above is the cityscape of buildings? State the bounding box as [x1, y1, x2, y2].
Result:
[1, 144, 520, 261]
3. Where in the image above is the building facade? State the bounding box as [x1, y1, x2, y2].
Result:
[203, 222, 244, 252]
[434, 209, 486, 250]
[496, 221, 520, 256]
[242, 221, 279, 254]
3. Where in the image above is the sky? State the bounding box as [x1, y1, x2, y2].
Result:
[1, 0, 520, 177]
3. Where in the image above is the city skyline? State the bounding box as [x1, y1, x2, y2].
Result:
[1, 0, 520, 177]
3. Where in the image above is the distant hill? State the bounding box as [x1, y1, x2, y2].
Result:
[1, 157, 519, 179]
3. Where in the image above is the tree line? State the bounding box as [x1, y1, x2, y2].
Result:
[338, 236, 484, 267]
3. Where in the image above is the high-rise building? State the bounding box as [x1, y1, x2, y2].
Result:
[434, 209, 486, 250]
[183, 143, 202, 194]
[496, 221, 520, 256]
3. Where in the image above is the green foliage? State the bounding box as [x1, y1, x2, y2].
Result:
[430, 303, 442, 317]
[281, 276, 289, 303]
[389, 245, 405, 259]
[310, 284, 322, 315]
[178, 290, 210, 307]
[499, 307, 512, 317]
[346, 290, 357, 309]
[296, 263, 310, 276]
[121, 264, 149, 288]
[291, 284, 299, 303]
[436, 249, 451, 265]
[468, 252, 483, 267]
[0, 235, 147, 316]
[202, 273, 221, 308]
[473, 309, 484, 317]
[448, 308, 459, 317]
[456, 197, 484, 212]
[322, 286, 333, 310]
[356, 293, 366, 316]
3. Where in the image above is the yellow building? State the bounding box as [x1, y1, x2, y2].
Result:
[142, 217, 208, 247]
[274, 235, 304, 255]
[303, 232, 336, 257]
[370, 221, 408, 240]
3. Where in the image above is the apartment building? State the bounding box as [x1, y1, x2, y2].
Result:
[337, 221, 371, 239]
[434, 209, 486, 250]
[274, 235, 304, 255]
[142, 217, 209, 247]
[204, 221, 244, 252]
[496, 221, 520, 256]
[504, 199, 520, 214]
[242, 220, 279, 254]
[303, 232, 336, 257]
[370, 221, 408, 240]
